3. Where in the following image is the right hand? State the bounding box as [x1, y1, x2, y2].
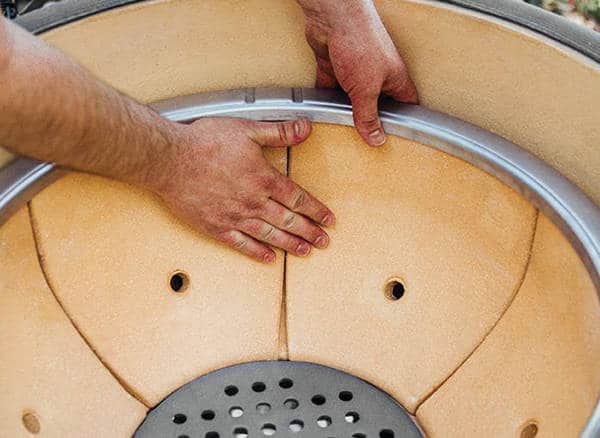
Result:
[152, 117, 335, 263]
[300, 0, 418, 146]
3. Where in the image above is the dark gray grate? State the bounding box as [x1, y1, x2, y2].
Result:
[134, 361, 423, 438]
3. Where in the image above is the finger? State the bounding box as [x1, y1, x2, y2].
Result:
[316, 57, 338, 89]
[246, 119, 312, 148]
[216, 229, 276, 264]
[349, 88, 386, 147]
[238, 218, 312, 257]
[262, 199, 329, 249]
[270, 175, 335, 227]
[382, 69, 419, 104]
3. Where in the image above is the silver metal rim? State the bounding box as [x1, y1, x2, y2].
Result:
[1, 87, 598, 436]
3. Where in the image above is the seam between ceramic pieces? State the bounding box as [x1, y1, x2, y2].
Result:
[277, 144, 292, 361]
[412, 209, 540, 415]
[26, 201, 152, 410]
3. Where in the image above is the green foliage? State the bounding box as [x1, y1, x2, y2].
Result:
[524, 0, 600, 23]
[576, 0, 600, 21]
[524, 0, 563, 14]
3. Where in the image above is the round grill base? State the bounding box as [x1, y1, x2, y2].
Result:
[134, 361, 423, 438]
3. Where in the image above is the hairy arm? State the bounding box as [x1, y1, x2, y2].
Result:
[0, 18, 175, 190]
[0, 18, 334, 262]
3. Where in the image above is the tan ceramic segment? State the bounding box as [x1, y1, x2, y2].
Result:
[29, 173, 285, 407]
[40, 0, 315, 103]
[0, 209, 147, 437]
[3, 0, 598, 425]
[286, 124, 537, 411]
[26, 0, 292, 407]
[378, 0, 600, 206]
[0, 150, 12, 168]
[12, 0, 595, 206]
[417, 214, 600, 437]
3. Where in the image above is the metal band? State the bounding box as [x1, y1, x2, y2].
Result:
[151, 88, 600, 295]
[14, 0, 600, 66]
[437, 0, 600, 64]
[14, 0, 147, 34]
[1, 87, 598, 436]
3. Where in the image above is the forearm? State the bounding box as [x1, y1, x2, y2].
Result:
[0, 18, 179, 191]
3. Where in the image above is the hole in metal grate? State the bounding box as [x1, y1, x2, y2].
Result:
[134, 361, 422, 438]
[233, 427, 248, 438]
[279, 378, 294, 389]
[252, 382, 267, 392]
[172, 414, 186, 425]
[256, 403, 271, 414]
[284, 398, 299, 409]
[345, 412, 360, 424]
[229, 407, 244, 418]
[311, 394, 326, 406]
[261, 423, 276, 436]
[317, 416, 332, 428]
[339, 391, 353, 402]
[201, 410, 215, 421]
[289, 419, 304, 432]
[224, 385, 238, 396]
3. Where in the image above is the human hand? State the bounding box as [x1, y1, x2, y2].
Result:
[152, 118, 334, 263]
[299, 0, 418, 146]
[0, 18, 331, 263]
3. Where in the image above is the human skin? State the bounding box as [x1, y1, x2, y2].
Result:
[0, 0, 416, 262]
[298, 0, 418, 145]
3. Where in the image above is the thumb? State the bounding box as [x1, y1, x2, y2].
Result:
[246, 119, 312, 148]
[350, 89, 386, 147]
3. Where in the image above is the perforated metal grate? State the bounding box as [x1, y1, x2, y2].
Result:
[134, 361, 423, 438]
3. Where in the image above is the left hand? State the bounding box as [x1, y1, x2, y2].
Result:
[299, 0, 418, 146]
[148, 117, 334, 263]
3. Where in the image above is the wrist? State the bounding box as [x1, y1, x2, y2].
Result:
[299, 0, 376, 32]
[135, 117, 186, 197]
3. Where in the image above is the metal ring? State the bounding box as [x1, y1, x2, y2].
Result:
[1, 87, 598, 436]
[14, 0, 600, 64]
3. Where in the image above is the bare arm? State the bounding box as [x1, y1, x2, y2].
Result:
[0, 18, 177, 189]
[296, 0, 418, 146]
[0, 18, 334, 262]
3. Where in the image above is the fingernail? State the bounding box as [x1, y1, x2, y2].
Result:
[314, 235, 329, 249]
[369, 129, 386, 146]
[296, 242, 311, 256]
[264, 253, 276, 264]
[294, 120, 304, 138]
[322, 214, 335, 226]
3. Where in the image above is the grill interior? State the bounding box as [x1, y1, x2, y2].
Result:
[134, 361, 423, 438]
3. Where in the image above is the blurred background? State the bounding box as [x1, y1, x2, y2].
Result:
[1, 0, 599, 30]
[525, 0, 600, 30]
